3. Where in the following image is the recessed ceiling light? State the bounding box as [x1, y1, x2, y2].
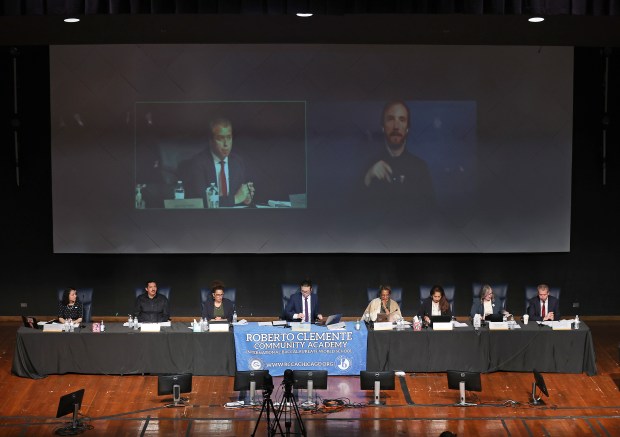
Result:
[64, 17, 80, 23]
[528, 17, 544, 23]
[296, 13, 313, 17]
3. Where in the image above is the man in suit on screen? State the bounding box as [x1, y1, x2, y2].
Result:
[181, 117, 255, 207]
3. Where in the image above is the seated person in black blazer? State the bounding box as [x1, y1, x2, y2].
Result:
[283, 279, 323, 323]
[202, 282, 235, 322]
[58, 287, 84, 324]
[470, 284, 509, 320]
[526, 283, 560, 321]
[134, 280, 170, 323]
[417, 284, 452, 325]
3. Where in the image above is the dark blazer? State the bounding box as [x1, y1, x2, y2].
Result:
[283, 292, 319, 322]
[527, 295, 560, 321]
[179, 150, 248, 207]
[417, 297, 452, 319]
[202, 297, 235, 322]
[470, 300, 503, 319]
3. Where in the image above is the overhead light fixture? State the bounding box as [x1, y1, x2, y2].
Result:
[296, 13, 313, 17]
[64, 17, 80, 23]
[528, 16, 544, 23]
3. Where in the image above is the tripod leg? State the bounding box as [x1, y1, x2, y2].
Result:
[251, 396, 271, 437]
[288, 395, 306, 437]
[269, 398, 287, 436]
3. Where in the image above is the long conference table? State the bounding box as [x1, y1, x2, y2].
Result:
[12, 321, 597, 379]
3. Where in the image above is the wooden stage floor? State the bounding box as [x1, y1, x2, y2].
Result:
[1, 320, 619, 436]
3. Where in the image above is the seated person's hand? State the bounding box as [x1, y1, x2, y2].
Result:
[234, 182, 255, 205]
[317, 314, 323, 321]
[364, 160, 393, 186]
[545, 312, 554, 321]
[423, 316, 431, 324]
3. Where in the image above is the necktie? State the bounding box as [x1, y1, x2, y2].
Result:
[304, 297, 309, 322]
[219, 161, 227, 197]
[541, 301, 546, 318]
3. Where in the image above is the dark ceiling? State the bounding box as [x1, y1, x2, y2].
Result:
[1, 0, 620, 45]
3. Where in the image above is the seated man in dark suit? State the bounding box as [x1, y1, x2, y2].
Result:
[134, 280, 170, 323]
[527, 283, 560, 321]
[179, 117, 255, 207]
[282, 279, 323, 323]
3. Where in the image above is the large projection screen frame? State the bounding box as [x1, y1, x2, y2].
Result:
[50, 44, 573, 254]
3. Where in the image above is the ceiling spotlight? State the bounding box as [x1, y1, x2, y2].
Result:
[528, 16, 544, 23]
[296, 13, 313, 17]
[64, 17, 80, 23]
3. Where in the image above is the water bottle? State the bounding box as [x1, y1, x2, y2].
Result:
[135, 184, 145, 208]
[206, 182, 219, 208]
[68, 318, 73, 332]
[100, 320, 105, 332]
[232, 310, 238, 324]
[473, 313, 481, 329]
[128, 315, 133, 329]
[133, 317, 139, 330]
[355, 319, 361, 331]
[574, 315, 580, 329]
[174, 180, 185, 199]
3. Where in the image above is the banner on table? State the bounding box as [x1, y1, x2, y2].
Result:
[233, 322, 367, 376]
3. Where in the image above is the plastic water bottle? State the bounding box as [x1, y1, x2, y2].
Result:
[135, 184, 144, 208]
[232, 310, 238, 324]
[174, 180, 185, 199]
[206, 182, 219, 208]
[100, 320, 105, 332]
[473, 314, 481, 329]
[128, 315, 133, 329]
[133, 317, 139, 330]
[574, 315, 580, 329]
[355, 319, 361, 331]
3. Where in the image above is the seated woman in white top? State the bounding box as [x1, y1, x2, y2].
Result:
[470, 284, 509, 320]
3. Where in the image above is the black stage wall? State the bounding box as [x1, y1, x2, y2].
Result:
[2, 46, 618, 319]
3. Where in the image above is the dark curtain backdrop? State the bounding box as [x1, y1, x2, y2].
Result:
[2, 46, 619, 319]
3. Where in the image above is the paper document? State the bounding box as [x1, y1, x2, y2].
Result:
[232, 319, 248, 325]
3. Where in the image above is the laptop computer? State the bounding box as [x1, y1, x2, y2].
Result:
[429, 315, 452, 325]
[375, 313, 389, 322]
[316, 314, 342, 326]
[485, 313, 504, 323]
[22, 315, 40, 329]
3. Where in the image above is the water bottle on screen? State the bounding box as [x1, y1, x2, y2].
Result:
[206, 182, 219, 208]
[232, 310, 238, 324]
[174, 180, 185, 199]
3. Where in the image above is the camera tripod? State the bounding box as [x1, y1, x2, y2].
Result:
[251, 388, 284, 437]
[269, 382, 306, 437]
